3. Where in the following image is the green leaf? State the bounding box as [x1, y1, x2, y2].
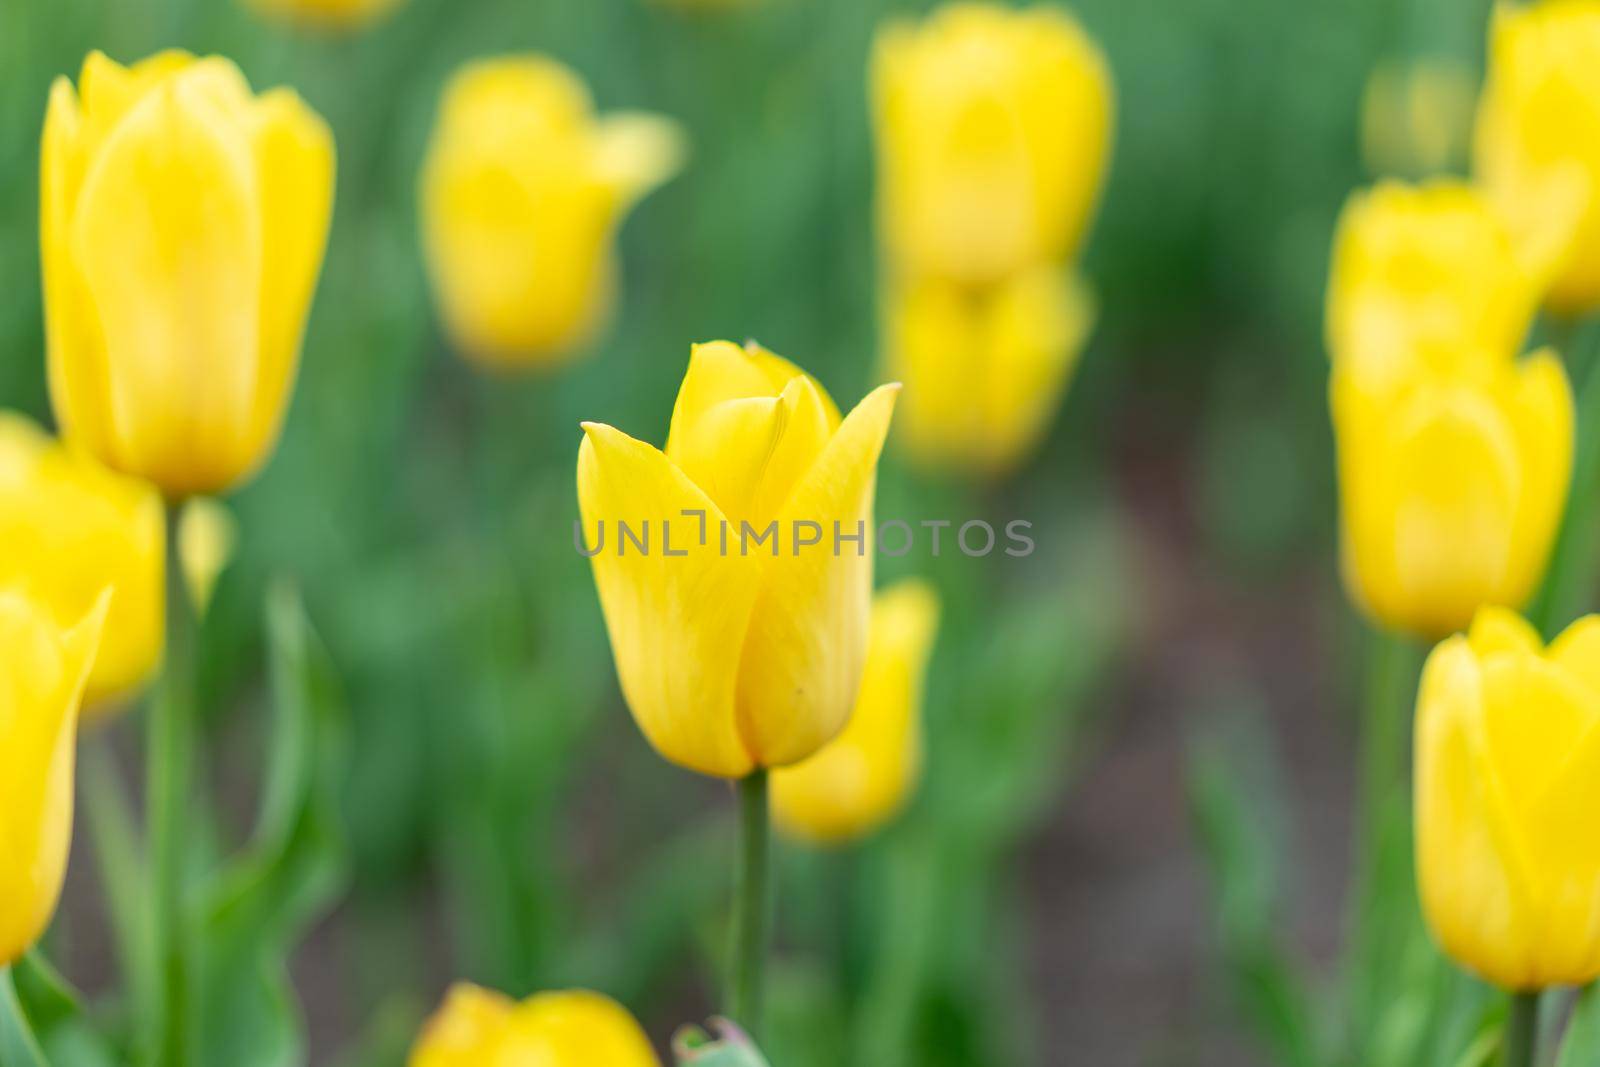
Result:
[1558, 984, 1600, 1067]
[0, 967, 47, 1067]
[672, 1019, 773, 1067]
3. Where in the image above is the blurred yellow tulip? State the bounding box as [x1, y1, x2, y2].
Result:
[1417, 606, 1600, 989]
[178, 497, 238, 618]
[0, 590, 107, 966]
[885, 265, 1091, 476]
[0, 413, 163, 716]
[41, 50, 335, 499]
[1326, 181, 1540, 387]
[1475, 0, 1600, 314]
[772, 580, 940, 844]
[246, 0, 406, 30]
[1360, 58, 1475, 178]
[872, 2, 1113, 284]
[420, 56, 685, 370]
[1332, 350, 1572, 640]
[410, 984, 658, 1067]
[577, 341, 898, 778]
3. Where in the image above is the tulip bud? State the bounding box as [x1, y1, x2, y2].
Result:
[1475, 0, 1600, 314]
[41, 51, 335, 499]
[1326, 181, 1541, 387]
[577, 341, 898, 778]
[884, 266, 1091, 476]
[420, 56, 685, 370]
[1417, 606, 1600, 989]
[410, 984, 659, 1067]
[1332, 350, 1572, 640]
[245, 0, 405, 30]
[772, 580, 940, 843]
[872, 2, 1113, 284]
[178, 497, 238, 619]
[0, 413, 163, 716]
[0, 591, 108, 966]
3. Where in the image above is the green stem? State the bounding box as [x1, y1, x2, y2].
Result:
[729, 770, 771, 1037]
[0, 967, 47, 1067]
[147, 513, 194, 1067]
[1532, 325, 1600, 637]
[1503, 991, 1540, 1067]
[82, 740, 150, 1021]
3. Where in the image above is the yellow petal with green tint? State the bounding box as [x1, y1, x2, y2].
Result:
[0, 591, 108, 966]
[577, 422, 761, 778]
[735, 383, 899, 768]
[594, 112, 687, 208]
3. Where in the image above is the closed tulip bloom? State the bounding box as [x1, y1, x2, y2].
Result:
[0, 591, 107, 966]
[772, 580, 940, 844]
[1332, 351, 1572, 639]
[578, 341, 899, 778]
[1475, 0, 1600, 314]
[246, 0, 406, 30]
[873, 3, 1113, 283]
[411, 984, 658, 1067]
[0, 413, 163, 716]
[1417, 606, 1600, 989]
[885, 265, 1091, 476]
[41, 50, 335, 499]
[1326, 181, 1539, 386]
[421, 56, 685, 369]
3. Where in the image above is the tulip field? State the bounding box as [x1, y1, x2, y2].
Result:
[8, 0, 1600, 1064]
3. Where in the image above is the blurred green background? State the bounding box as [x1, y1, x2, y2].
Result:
[0, 0, 1497, 1063]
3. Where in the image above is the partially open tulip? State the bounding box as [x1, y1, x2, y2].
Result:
[1326, 181, 1540, 387]
[421, 56, 685, 369]
[0, 413, 163, 715]
[0, 591, 107, 966]
[245, 0, 406, 30]
[41, 50, 334, 499]
[885, 265, 1091, 476]
[1332, 351, 1572, 639]
[772, 580, 940, 843]
[1475, 0, 1600, 314]
[1417, 606, 1600, 989]
[577, 341, 898, 778]
[410, 984, 658, 1067]
[872, 2, 1113, 283]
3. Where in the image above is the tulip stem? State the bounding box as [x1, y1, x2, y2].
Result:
[1504, 991, 1540, 1067]
[0, 967, 48, 1067]
[146, 515, 194, 1067]
[730, 770, 771, 1037]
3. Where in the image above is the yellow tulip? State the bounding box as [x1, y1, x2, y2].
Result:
[884, 265, 1091, 476]
[178, 497, 238, 618]
[0, 590, 107, 966]
[578, 341, 898, 778]
[0, 413, 163, 716]
[1326, 180, 1539, 387]
[1332, 350, 1572, 640]
[245, 0, 406, 30]
[1416, 606, 1600, 989]
[1475, 0, 1600, 314]
[41, 50, 335, 499]
[410, 984, 658, 1067]
[420, 56, 685, 370]
[772, 580, 940, 844]
[1360, 58, 1475, 178]
[872, 2, 1113, 283]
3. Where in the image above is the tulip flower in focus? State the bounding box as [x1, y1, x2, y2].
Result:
[410, 983, 658, 1067]
[245, 0, 406, 30]
[885, 266, 1091, 476]
[1331, 350, 1572, 640]
[0, 413, 163, 715]
[1326, 181, 1541, 386]
[1475, 0, 1600, 314]
[772, 580, 940, 843]
[578, 341, 898, 778]
[420, 56, 685, 370]
[41, 50, 335, 499]
[1416, 606, 1600, 989]
[0, 590, 107, 966]
[872, 3, 1113, 284]
[1360, 58, 1475, 178]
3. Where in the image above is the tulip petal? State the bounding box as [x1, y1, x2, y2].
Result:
[1521, 711, 1600, 985]
[1502, 349, 1574, 605]
[72, 70, 263, 494]
[734, 383, 899, 767]
[411, 984, 515, 1067]
[1549, 615, 1600, 702]
[594, 111, 686, 208]
[667, 341, 839, 459]
[1467, 605, 1544, 658]
[1481, 653, 1597, 818]
[578, 422, 761, 778]
[505, 991, 659, 1066]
